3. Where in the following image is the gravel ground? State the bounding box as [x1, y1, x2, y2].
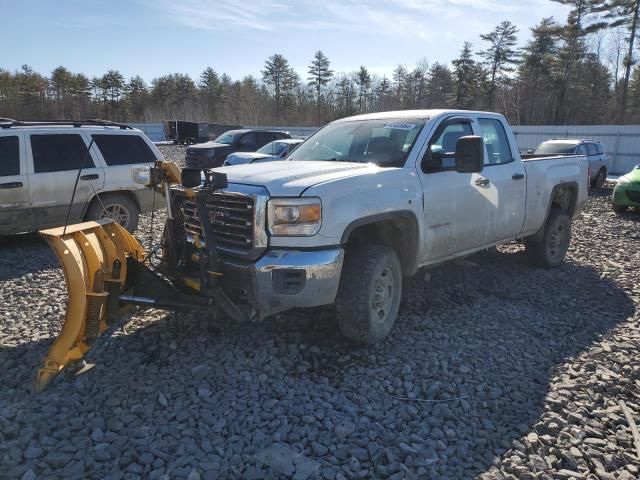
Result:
[0, 146, 638, 480]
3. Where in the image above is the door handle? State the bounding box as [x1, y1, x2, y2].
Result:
[80, 174, 99, 180]
[512, 173, 525, 180]
[475, 177, 490, 186]
[0, 181, 23, 189]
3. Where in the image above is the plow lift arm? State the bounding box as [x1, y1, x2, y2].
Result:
[35, 161, 243, 392]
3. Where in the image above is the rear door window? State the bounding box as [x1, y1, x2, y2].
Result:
[586, 143, 598, 156]
[478, 118, 513, 165]
[240, 132, 257, 149]
[256, 132, 274, 147]
[0, 136, 20, 176]
[92, 134, 157, 166]
[31, 134, 95, 173]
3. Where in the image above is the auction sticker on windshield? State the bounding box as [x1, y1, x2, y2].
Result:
[384, 122, 416, 130]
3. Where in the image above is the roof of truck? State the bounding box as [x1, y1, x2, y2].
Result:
[333, 109, 505, 123]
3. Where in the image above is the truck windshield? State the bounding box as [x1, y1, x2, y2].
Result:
[287, 118, 426, 167]
[534, 142, 578, 154]
[213, 132, 237, 145]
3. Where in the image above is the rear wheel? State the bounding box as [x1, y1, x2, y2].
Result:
[336, 244, 402, 343]
[87, 193, 139, 232]
[613, 203, 628, 214]
[591, 168, 607, 189]
[525, 209, 571, 268]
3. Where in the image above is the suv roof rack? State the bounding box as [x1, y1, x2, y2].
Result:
[0, 119, 133, 130]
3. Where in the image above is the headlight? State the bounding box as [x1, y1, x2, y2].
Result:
[268, 198, 321, 236]
[617, 176, 630, 185]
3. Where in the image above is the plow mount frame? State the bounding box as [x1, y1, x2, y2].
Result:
[35, 216, 243, 393]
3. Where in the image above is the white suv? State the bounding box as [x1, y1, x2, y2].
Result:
[0, 120, 162, 234]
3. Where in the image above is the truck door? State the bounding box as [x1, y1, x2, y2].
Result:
[0, 133, 34, 234]
[419, 116, 490, 260]
[475, 117, 526, 243]
[26, 132, 104, 229]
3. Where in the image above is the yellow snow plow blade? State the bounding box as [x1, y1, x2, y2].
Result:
[35, 219, 144, 392]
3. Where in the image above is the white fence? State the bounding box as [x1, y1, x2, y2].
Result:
[132, 122, 640, 174]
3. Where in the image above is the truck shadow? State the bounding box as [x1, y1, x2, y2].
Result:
[0, 246, 635, 479]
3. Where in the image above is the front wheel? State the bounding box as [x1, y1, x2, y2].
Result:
[87, 194, 140, 232]
[336, 244, 402, 343]
[525, 209, 571, 268]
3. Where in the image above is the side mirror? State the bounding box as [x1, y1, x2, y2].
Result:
[455, 136, 483, 173]
[527, 149, 533, 154]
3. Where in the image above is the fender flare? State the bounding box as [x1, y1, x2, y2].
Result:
[528, 181, 579, 242]
[340, 211, 420, 275]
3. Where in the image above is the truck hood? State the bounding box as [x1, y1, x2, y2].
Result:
[225, 152, 272, 165]
[217, 160, 383, 196]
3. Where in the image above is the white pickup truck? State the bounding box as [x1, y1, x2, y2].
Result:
[160, 109, 589, 343]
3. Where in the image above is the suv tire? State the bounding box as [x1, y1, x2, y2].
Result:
[591, 168, 607, 189]
[336, 244, 402, 343]
[87, 193, 140, 232]
[525, 209, 571, 268]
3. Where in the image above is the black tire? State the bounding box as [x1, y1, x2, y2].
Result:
[86, 193, 140, 232]
[336, 244, 402, 343]
[613, 203, 628, 214]
[525, 209, 571, 268]
[591, 168, 607, 189]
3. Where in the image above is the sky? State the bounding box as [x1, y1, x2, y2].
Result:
[2, 0, 571, 82]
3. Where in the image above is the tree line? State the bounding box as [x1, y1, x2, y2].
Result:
[2, 0, 640, 126]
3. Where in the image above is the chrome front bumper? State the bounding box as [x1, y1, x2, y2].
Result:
[223, 248, 344, 317]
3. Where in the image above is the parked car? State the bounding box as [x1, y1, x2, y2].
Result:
[527, 139, 608, 188]
[0, 119, 162, 234]
[223, 138, 304, 166]
[612, 164, 640, 213]
[185, 129, 291, 169]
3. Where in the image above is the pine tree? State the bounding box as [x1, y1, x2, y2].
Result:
[602, 0, 640, 119]
[426, 63, 453, 107]
[354, 66, 371, 112]
[519, 18, 561, 123]
[452, 42, 478, 109]
[262, 54, 294, 123]
[478, 21, 520, 109]
[392, 65, 408, 108]
[307, 51, 333, 122]
[550, 0, 608, 122]
[199, 67, 223, 121]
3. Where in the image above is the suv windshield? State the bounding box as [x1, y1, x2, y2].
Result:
[213, 132, 238, 145]
[288, 118, 426, 167]
[534, 142, 578, 155]
[258, 141, 288, 156]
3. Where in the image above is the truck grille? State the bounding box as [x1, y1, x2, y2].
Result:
[182, 193, 257, 257]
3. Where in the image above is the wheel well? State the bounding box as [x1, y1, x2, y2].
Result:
[343, 216, 418, 276]
[550, 184, 577, 216]
[83, 191, 140, 219]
